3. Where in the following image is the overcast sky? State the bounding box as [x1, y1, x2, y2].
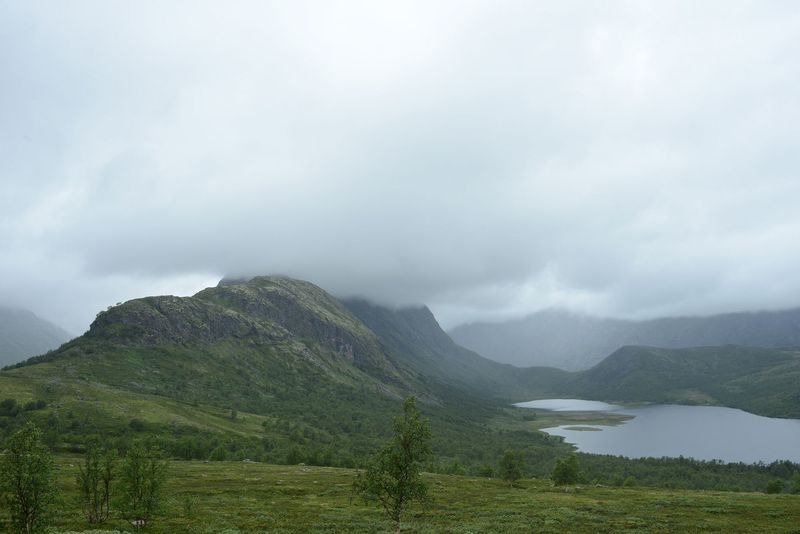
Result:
[2, 1, 800, 334]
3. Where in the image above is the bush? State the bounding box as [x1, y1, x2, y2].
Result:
[209, 445, 228, 461]
[552, 454, 581, 485]
[766, 479, 784, 494]
[498, 450, 524, 487]
[128, 419, 146, 432]
[0, 398, 21, 417]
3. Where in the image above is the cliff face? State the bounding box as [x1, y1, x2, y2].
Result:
[87, 295, 288, 346]
[195, 277, 391, 372]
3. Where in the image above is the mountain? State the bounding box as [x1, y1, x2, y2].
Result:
[0, 276, 563, 469]
[342, 299, 552, 399]
[531, 345, 800, 418]
[0, 307, 72, 367]
[449, 307, 800, 370]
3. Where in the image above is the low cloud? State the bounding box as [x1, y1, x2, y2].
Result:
[2, 1, 799, 332]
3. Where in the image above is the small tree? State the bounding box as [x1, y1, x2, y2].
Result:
[353, 396, 432, 533]
[119, 441, 168, 528]
[498, 450, 524, 487]
[77, 438, 117, 523]
[552, 454, 581, 485]
[0, 422, 55, 534]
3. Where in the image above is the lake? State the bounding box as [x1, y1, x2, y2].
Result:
[517, 399, 800, 463]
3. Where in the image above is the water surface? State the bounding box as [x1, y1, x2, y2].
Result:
[521, 399, 800, 463]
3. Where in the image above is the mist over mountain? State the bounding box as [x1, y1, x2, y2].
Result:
[449, 307, 800, 370]
[0, 307, 72, 366]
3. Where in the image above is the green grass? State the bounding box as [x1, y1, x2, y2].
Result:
[20, 457, 800, 533]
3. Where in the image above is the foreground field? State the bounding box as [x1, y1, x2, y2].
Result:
[11, 456, 798, 533]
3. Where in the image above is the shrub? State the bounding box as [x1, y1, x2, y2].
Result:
[498, 450, 525, 487]
[552, 454, 581, 485]
[766, 479, 784, 494]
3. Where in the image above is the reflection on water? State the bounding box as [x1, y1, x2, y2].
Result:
[520, 399, 800, 463]
[515, 398, 622, 412]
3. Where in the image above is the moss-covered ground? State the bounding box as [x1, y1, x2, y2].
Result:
[16, 456, 799, 533]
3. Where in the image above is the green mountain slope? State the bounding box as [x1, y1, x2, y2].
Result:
[0, 276, 564, 469]
[0, 307, 72, 366]
[343, 299, 561, 399]
[550, 345, 800, 418]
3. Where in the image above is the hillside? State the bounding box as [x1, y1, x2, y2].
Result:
[450, 307, 800, 370]
[0, 307, 72, 366]
[540, 345, 800, 418]
[342, 299, 557, 399]
[0, 276, 562, 470]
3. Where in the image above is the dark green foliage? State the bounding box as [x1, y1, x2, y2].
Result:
[0, 422, 55, 533]
[0, 398, 21, 418]
[498, 450, 524, 487]
[354, 396, 432, 532]
[128, 419, 146, 432]
[578, 454, 800, 492]
[76, 438, 116, 523]
[553, 454, 581, 485]
[765, 479, 783, 494]
[209, 445, 228, 461]
[119, 441, 168, 527]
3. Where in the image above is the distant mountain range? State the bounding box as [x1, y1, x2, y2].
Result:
[0, 307, 72, 367]
[449, 308, 800, 370]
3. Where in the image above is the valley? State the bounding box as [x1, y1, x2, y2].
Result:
[2, 276, 800, 532]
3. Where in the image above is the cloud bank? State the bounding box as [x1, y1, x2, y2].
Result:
[2, 1, 800, 332]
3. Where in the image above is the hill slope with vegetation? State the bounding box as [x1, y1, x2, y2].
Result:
[530, 345, 800, 418]
[0, 276, 564, 472]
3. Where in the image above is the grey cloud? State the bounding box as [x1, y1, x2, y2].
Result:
[1, 1, 800, 332]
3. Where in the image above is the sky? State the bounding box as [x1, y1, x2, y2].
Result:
[2, 1, 800, 334]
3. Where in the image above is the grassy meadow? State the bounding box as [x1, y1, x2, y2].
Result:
[13, 455, 799, 534]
